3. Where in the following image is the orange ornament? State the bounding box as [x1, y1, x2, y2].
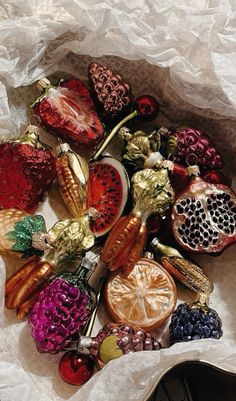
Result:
[105, 258, 177, 331]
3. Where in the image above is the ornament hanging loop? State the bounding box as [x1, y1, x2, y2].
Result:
[186, 153, 200, 177]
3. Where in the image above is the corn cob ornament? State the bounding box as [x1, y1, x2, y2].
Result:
[56, 142, 89, 218]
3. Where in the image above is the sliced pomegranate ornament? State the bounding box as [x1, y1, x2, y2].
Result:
[172, 165, 236, 253]
[32, 77, 104, 147]
[87, 157, 129, 237]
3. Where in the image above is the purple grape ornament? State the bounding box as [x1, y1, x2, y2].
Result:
[29, 263, 96, 354]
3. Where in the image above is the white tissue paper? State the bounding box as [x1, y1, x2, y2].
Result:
[0, 1, 236, 400]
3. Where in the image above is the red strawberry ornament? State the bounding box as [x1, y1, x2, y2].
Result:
[0, 125, 56, 212]
[32, 77, 104, 147]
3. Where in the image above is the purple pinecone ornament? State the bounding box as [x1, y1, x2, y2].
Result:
[29, 264, 96, 354]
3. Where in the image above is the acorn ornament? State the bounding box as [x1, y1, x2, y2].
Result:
[0, 124, 56, 212]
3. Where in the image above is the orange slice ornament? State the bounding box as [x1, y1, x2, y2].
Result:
[105, 257, 177, 331]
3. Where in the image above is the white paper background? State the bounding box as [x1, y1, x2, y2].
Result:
[0, 1, 236, 400]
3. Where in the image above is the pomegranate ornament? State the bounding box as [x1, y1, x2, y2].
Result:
[159, 126, 224, 170]
[0, 124, 56, 212]
[172, 165, 236, 253]
[92, 95, 159, 161]
[88, 62, 133, 119]
[32, 77, 104, 147]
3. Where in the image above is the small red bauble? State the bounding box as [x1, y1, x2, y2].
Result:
[134, 95, 159, 121]
[59, 350, 94, 386]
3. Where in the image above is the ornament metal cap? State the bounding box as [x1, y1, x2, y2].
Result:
[55, 142, 71, 156]
[158, 126, 169, 136]
[37, 78, 51, 92]
[187, 165, 200, 177]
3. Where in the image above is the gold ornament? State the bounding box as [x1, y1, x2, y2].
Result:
[56, 143, 89, 217]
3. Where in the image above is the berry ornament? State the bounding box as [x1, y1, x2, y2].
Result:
[0, 124, 56, 212]
[171, 165, 236, 253]
[169, 302, 223, 344]
[29, 258, 97, 354]
[59, 351, 94, 386]
[88, 62, 133, 119]
[77, 323, 161, 366]
[32, 77, 104, 147]
[160, 126, 224, 169]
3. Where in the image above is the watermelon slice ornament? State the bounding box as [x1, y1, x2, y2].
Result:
[55, 141, 129, 237]
[87, 157, 130, 237]
[32, 77, 104, 147]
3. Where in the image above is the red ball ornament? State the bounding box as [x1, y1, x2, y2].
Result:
[134, 95, 159, 121]
[59, 350, 94, 386]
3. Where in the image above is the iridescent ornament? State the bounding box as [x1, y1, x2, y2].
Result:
[0, 124, 56, 211]
[32, 77, 104, 147]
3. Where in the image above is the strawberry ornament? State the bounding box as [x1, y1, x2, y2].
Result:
[32, 77, 104, 147]
[0, 124, 56, 212]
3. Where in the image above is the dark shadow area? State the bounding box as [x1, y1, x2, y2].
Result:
[148, 360, 236, 401]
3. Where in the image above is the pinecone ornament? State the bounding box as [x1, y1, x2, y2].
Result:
[0, 125, 56, 212]
[29, 262, 96, 354]
[169, 302, 223, 345]
[88, 62, 133, 118]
